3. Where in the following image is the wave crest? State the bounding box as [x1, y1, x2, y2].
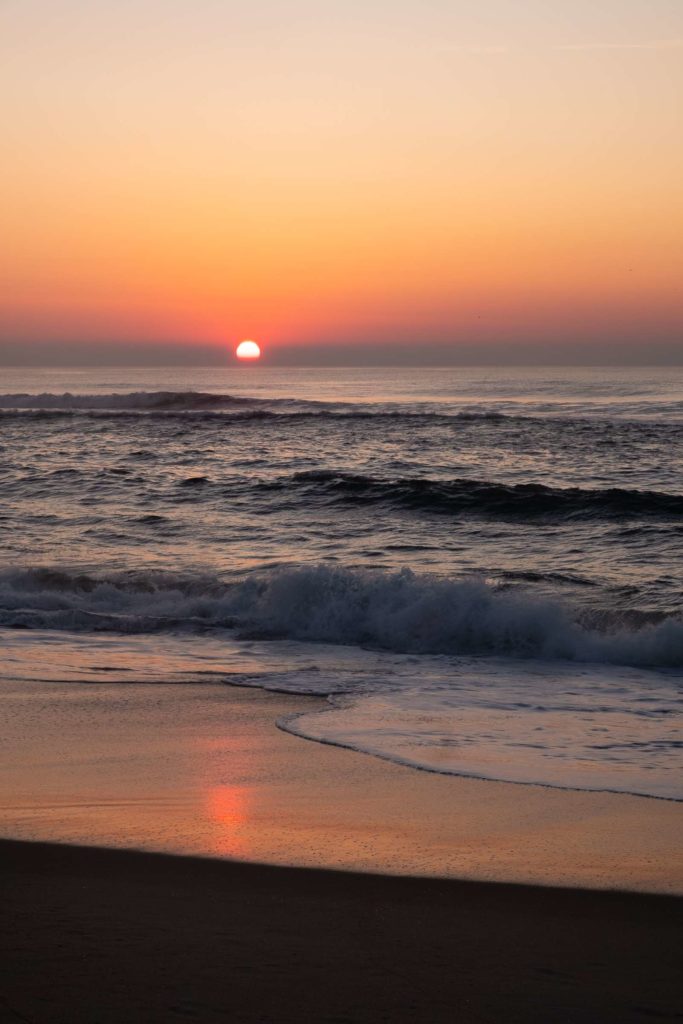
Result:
[1, 565, 681, 668]
[267, 471, 683, 520]
[2, 390, 680, 427]
[0, 390, 503, 421]
[0, 390, 252, 412]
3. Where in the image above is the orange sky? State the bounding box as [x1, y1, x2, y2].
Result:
[1, 0, 681, 363]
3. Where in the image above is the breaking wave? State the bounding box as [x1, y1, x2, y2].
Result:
[1, 565, 681, 668]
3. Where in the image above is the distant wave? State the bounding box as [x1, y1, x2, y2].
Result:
[1, 390, 679, 424]
[0, 390, 260, 411]
[1, 565, 681, 667]
[0, 390, 456, 427]
[0, 390, 514, 421]
[264, 471, 683, 520]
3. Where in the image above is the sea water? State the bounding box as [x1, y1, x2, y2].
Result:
[1, 366, 681, 799]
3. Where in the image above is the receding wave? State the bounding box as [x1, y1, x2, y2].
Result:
[264, 471, 683, 520]
[1, 565, 681, 667]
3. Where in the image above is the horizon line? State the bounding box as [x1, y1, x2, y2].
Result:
[2, 361, 682, 370]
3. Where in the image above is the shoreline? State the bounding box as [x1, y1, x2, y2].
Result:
[2, 680, 682, 895]
[2, 837, 682, 1023]
[278, 707, 683, 804]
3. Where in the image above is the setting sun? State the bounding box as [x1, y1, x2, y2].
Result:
[235, 340, 261, 360]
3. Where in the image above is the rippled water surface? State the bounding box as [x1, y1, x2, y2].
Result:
[1, 366, 681, 798]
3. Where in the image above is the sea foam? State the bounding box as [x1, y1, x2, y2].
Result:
[1, 565, 681, 668]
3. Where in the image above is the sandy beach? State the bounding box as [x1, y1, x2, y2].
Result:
[2, 837, 682, 1024]
[2, 680, 682, 893]
[2, 675, 682, 1021]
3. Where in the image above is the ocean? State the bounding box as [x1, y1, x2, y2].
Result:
[1, 365, 681, 800]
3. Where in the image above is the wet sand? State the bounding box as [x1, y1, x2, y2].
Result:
[1, 680, 682, 893]
[2, 679, 683, 1021]
[2, 838, 682, 1024]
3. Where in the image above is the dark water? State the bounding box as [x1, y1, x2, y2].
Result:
[1, 367, 681, 798]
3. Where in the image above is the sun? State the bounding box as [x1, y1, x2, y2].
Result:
[235, 340, 261, 360]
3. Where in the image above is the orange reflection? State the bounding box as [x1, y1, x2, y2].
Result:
[206, 785, 248, 827]
[204, 785, 251, 857]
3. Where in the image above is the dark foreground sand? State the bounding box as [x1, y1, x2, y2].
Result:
[1, 839, 681, 1024]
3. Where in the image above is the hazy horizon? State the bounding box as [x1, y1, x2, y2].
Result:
[1, 339, 681, 368]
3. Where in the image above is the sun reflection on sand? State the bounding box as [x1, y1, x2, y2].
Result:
[204, 785, 251, 857]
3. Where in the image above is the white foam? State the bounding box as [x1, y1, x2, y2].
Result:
[281, 660, 683, 801]
[1, 564, 681, 668]
[3, 625, 681, 800]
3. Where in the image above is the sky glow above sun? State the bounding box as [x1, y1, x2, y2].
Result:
[1, 0, 682, 364]
[236, 340, 261, 360]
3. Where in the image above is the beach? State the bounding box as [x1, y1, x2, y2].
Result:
[2, 678, 683, 1020]
[2, 680, 682, 893]
[2, 838, 682, 1024]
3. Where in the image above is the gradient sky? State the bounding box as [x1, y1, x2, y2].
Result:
[1, 0, 682, 364]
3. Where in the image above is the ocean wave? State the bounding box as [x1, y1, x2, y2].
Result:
[1, 390, 681, 427]
[264, 471, 683, 520]
[1, 565, 681, 668]
[0, 390, 512, 422]
[0, 390, 253, 411]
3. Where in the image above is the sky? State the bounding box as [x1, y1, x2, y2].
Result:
[1, 0, 681, 365]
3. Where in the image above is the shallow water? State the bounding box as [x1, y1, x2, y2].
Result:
[1, 366, 681, 798]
